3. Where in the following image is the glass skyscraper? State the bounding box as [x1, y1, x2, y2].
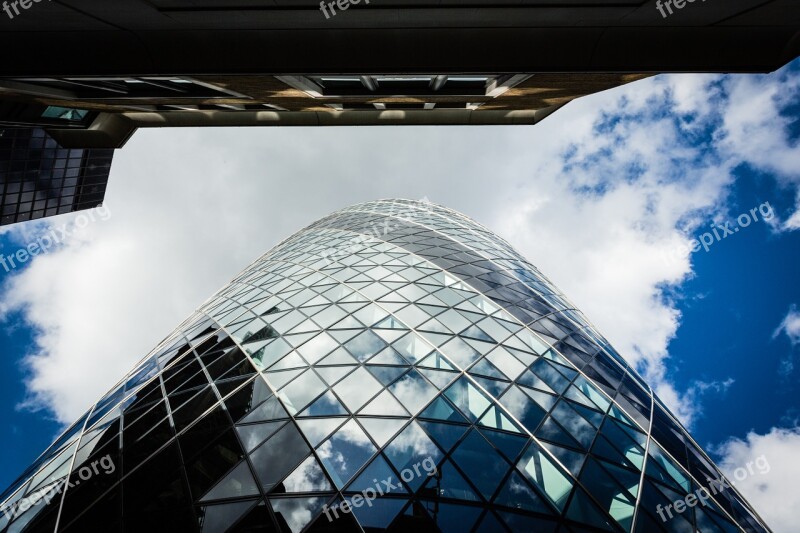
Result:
[0, 128, 112, 227]
[0, 199, 769, 532]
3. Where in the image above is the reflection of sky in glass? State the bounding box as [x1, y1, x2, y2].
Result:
[271, 497, 324, 533]
[385, 422, 441, 471]
[296, 333, 338, 364]
[440, 338, 481, 368]
[317, 420, 376, 488]
[332, 368, 382, 412]
[344, 331, 386, 362]
[388, 371, 437, 415]
[279, 370, 327, 414]
[281, 456, 332, 493]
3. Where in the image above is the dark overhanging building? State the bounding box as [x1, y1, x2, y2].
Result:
[0, 0, 798, 147]
[0, 0, 797, 226]
[0, 200, 771, 532]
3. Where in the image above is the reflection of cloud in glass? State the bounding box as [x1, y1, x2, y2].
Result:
[271, 497, 322, 533]
[282, 456, 331, 492]
[317, 420, 376, 488]
[332, 368, 382, 412]
[389, 422, 438, 458]
[344, 331, 385, 362]
[389, 372, 436, 414]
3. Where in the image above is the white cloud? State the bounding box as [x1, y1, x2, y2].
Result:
[715, 426, 800, 533]
[773, 305, 800, 345]
[0, 61, 798, 445]
[772, 304, 800, 376]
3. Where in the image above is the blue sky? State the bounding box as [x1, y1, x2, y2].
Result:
[1, 58, 798, 529]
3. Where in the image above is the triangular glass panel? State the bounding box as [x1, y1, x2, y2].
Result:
[373, 329, 408, 344]
[439, 337, 482, 368]
[315, 365, 355, 386]
[345, 454, 408, 495]
[298, 391, 348, 417]
[360, 390, 409, 417]
[296, 417, 347, 447]
[366, 347, 408, 366]
[368, 366, 408, 387]
[250, 424, 311, 492]
[199, 500, 256, 532]
[480, 428, 528, 463]
[471, 376, 510, 398]
[598, 458, 640, 499]
[358, 418, 408, 448]
[348, 498, 407, 531]
[416, 303, 446, 317]
[240, 397, 289, 424]
[493, 470, 551, 513]
[287, 319, 320, 335]
[296, 332, 339, 364]
[344, 330, 387, 363]
[541, 441, 586, 478]
[353, 304, 390, 327]
[318, 420, 377, 489]
[469, 358, 506, 380]
[536, 417, 582, 450]
[443, 377, 492, 422]
[417, 368, 458, 390]
[450, 429, 511, 500]
[328, 329, 361, 344]
[274, 455, 333, 494]
[237, 421, 285, 452]
[389, 369, 438, 415]
[373, 315, 408, 330]
[504, 346, 538, 367]
[517, 370, 556, 394]
[241, 324, 279, 345]
[316, 347, 358, 366]
[330, 315, 364, 330]
[267, 351, 306, 371]
[565, 486, 618, 531]
[377, 302, 407, 314]
[333, 367, 384, 412]
[520, 386, 557, 411]
[385, 422, 443, 492]
[251, 338, 292, 370]
[263, 368, 305, 390]
[571, 402, 605, 429]
[418, 318, 451, 334]
[475, 511, 507, 532]
[418, 420, 469, 455]
[497, 510, 559, 532]
[421, 460, 480, 504]
[417, 352, 455, 370]
[460, 325, 495, 343]
[392, 333, 434, 364]
[200, 461, 260, 502]
[516, 444, 574, 512]
[417, 331, 453, 348]
[418, 396, 468, 424]
[270, 497, 329, 533]
[283, 331, 318, 347]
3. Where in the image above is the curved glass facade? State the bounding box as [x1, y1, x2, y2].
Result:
[0, 199, 769, 532]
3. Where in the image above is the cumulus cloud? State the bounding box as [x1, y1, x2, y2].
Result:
[773, 305, 800, 346]
[714, 426, 800, 532]
[772, 304, 800, 376]
[1, 60, 799, 438]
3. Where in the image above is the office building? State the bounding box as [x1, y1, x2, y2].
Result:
[0, 128, 112, 226]
[0, 199, 769, 532]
